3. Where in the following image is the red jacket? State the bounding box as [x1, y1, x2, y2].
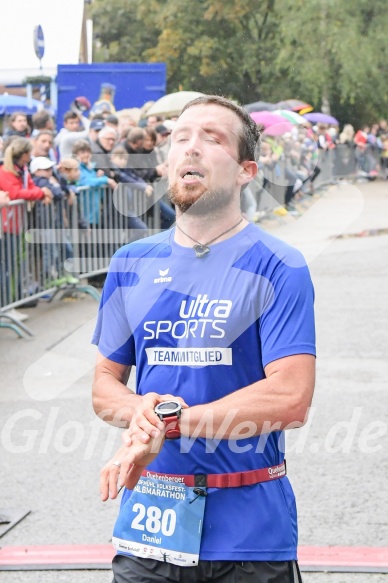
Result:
[0, 164, 44, 234]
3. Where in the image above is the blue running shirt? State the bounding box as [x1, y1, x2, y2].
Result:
[93, 223, 316, 561]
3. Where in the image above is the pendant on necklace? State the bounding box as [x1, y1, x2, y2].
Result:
[193, 244, 210, 258]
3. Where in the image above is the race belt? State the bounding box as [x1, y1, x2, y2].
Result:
[141, 460, 286, 489]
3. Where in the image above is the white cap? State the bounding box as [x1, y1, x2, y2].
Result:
[30, 157, 55, 174]
[163, 119, 176, 131]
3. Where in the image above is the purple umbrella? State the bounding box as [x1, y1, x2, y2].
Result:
[250, 111, 293, 136]
[303, 112, 339, 125]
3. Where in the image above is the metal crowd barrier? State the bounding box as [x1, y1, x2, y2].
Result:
[0, 183, 162, 337]
[252, 145, 361, 216]
[67, 183, 161, 278]
[0, 146, 379, 336]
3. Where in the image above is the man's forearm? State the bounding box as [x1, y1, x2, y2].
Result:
[180, 356, 315, 439]
[180, 384, 303, 440]
[92, 368, 141, 428]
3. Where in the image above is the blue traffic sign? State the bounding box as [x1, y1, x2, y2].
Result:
[33, 25, 45, 60]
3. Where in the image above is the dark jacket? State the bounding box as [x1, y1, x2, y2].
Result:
[2, 128, 30, 140]
[32, 175, 64, 202]
[124, 143, 159, 183]
[109, 164, 148, 192]
[91, 140, 112, 176]
[31, 175, 65, 228]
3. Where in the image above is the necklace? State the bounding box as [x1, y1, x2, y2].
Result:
[176, 216, 244, 258]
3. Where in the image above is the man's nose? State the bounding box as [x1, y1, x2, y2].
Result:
[184, 136, 202, 157]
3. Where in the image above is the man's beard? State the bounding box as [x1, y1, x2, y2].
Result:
[168, 182, 235, 216]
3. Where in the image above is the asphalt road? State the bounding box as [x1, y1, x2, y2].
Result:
[1, 180, 387, 582]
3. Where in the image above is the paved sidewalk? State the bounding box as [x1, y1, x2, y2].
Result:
[1, 180, 387, 582]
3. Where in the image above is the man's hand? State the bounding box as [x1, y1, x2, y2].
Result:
[67, 191, 76, 206]
[100, 432, 165, 501]
[108, 178, 117, 189]
[155, 163, 167, 177]
[41, 187, 53, 204]
[96, 169, 105, 177]
[145, 185, 153, 197]
[122, 392, 188, 447]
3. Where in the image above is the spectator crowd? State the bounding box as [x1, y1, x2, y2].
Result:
[1, 95, 388, 321]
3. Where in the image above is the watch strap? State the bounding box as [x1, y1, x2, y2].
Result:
[163, 415, 181, 439]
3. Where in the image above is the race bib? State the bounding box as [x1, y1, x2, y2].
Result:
[112, 471, 206, 566]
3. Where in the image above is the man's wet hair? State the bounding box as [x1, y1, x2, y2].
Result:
[181, 95, 261, 163]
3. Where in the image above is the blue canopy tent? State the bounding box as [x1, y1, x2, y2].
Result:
[0, 94, 43, 116]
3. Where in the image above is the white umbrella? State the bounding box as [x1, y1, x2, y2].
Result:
[145, 91, 205, 118]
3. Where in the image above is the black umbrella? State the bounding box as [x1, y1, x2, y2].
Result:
[244, 101, 277, 113]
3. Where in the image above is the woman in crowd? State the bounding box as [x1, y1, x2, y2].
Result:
[2, 112, 30, 139]
[0, 138, 52, 226]
[73, 139, 115, 227]
[0, 138, 52, 311]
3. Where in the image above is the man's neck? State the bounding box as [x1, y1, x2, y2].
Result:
[175, 207, 247, 248]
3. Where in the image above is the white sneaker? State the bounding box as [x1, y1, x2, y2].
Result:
[3, 308, 29, 322]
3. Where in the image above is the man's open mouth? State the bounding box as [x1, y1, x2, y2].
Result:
[182, 170, 205, 179]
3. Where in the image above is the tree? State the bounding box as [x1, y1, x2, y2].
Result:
[144, 0, 281, 103]
[91, 0, 388, 125]
[274, 0, 388, 124]
[92, 0, 281, 103]
[91, 0, 161, 63]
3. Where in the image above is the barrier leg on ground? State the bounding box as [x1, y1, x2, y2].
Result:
[56, 283, 101, 303]
[0, 312, 35, 338]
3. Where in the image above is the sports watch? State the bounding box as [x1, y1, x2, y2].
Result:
[154, 401, 183, 439]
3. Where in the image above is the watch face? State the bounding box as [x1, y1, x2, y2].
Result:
[155, 401, 181, 416]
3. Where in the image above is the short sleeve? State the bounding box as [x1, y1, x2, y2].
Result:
[259, 252, 316, 368]
[92, 264, 136, 366]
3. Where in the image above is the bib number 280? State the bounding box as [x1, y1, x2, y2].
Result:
[131, 503, 177, 536]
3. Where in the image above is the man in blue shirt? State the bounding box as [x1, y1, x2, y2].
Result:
[93, 95, 316, 582]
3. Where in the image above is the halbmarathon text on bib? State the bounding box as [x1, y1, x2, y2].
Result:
[113, 474, 206, 566]
[145, 347, 232, 366]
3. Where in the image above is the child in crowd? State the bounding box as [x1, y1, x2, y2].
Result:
[30, 157, 64, 204]
[30, 156, 73, 279]
[57, 157, 80, 203]
[57, 157, 88, 230]
[72, 139, 115, 226]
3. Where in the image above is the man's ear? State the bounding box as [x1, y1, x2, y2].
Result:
[238, 160, 258, 186]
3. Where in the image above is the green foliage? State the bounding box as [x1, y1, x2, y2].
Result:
[91, 0, 388, 126]
[91, 0, 160, 62]
[24, 76, 52, 85]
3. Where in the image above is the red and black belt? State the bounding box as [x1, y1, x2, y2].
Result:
[141, 460, 286, 489]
